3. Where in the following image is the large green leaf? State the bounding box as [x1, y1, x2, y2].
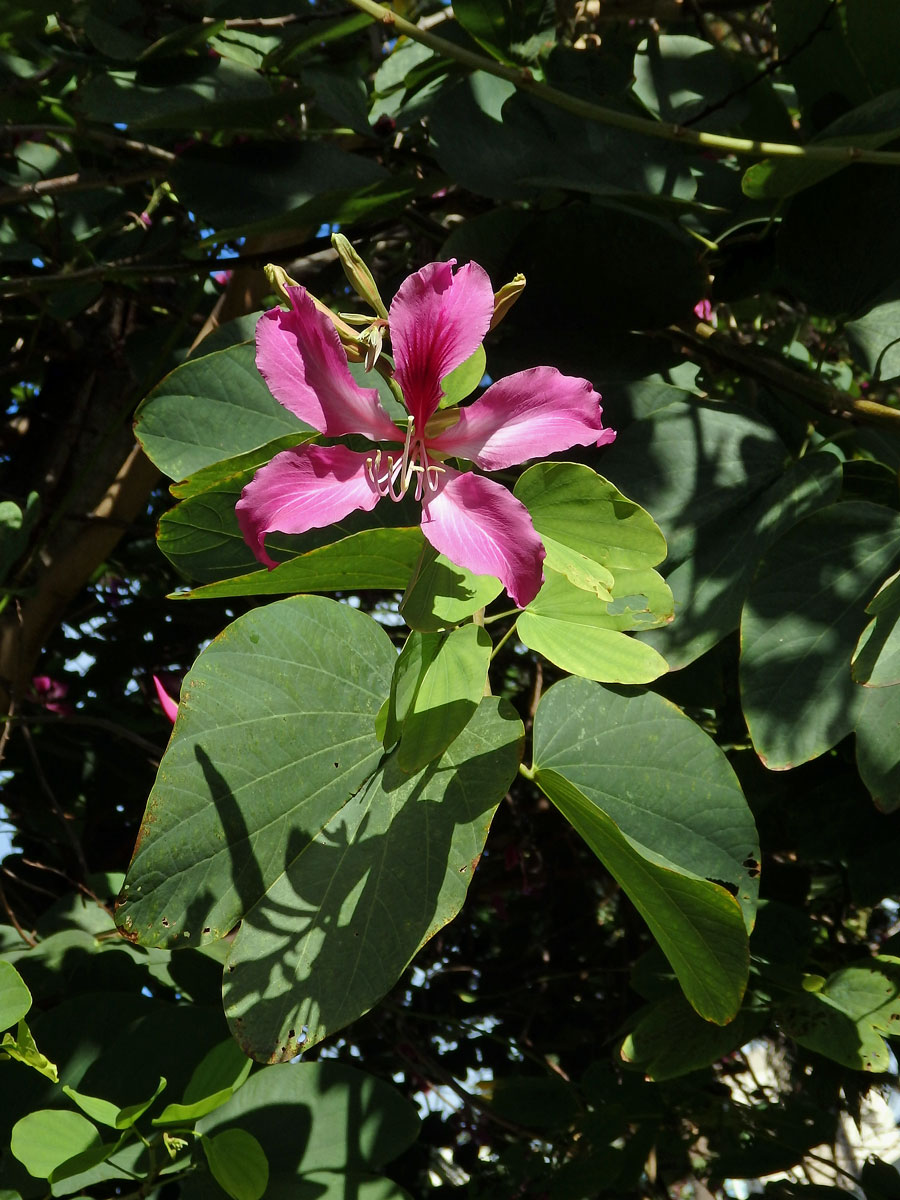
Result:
[196, 1061, 419, 1178]
[532, 768, 749, 1023]
[223, 698, 523, 1058]
[398, 542, 503, 631]
[531, 677, 759, 926]
[847, 289, 900, 382]
[517, 569, 670, 685]
[855, 682, 900, 812]
[0, 961, 31, 1029]
[599, 401, 787, 566]
[135, 342, 309, 481]
[853, 568, 900, 686]
[643, 453, 841, 669]
[741, 501, 900, 769]
[116, 596, 396, 948]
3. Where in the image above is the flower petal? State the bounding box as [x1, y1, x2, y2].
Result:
[153, 675, 179, 724]
[428, 367, 615, 470]
[420, 468, 545, 608]
[236, 444, 380, 568]
[390, 261, 494, 429]
[256, 285, 399, 442]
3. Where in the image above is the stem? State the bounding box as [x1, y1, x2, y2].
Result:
[0, 166, 167, 207]
[1, 125, 176, 163]
[489, 621, 519, 661]
[345, 0, 900, 168]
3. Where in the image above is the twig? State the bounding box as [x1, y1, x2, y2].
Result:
[19, 721, 89, 875]
[1, 124, 176, 163]
[345, 0, 900, 168]
[0, 165, 167, 207]
[672, 321, 900, 428]
[0, 874, 37, 946]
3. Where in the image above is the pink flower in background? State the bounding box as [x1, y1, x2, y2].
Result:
[31, 675, 71, 716]
[237, 260, 615, 607]
[152, 675, 179, 724]
[693, 298, 713, 322]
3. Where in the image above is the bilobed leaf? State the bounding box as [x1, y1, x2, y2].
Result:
[0, 961, 31, 1029]
[11, 1110, 101, 1179]
[643, 452, 842, 669]
[847, 291, 900, 382]
[116, 596, 396, 949]
[533, 768, 749, 1023]
[517, 569, 669, 685]
[855, 682, 900, 811]
[63, 1076, 166, 1129]
[203, 1129, 268, 1200]
[135, 342, 310, 481]
[223, 698, 523, 1058]
[741, 501, 900, 769]
[531, 677, 759, 927]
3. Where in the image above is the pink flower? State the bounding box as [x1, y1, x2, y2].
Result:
[693, 298, 713, 322]
[236, 260, 615, 608]
[152, 675, 179, 723]
[31, 675, 71, 716]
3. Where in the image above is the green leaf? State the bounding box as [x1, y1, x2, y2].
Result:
[847, 290, 900, 382]
[63, 1077, 166, 1129]
[11, 1110, 101, 1179]
[515, 462, 666, 597]
[439, 345, 486, 408]
[0, 1019, 58, 1081]
[169, 434, 311, 501]
[853, 569, 900, 686]
[855, 682, 900, 811]
[781, 956, 900, 1071]
[135, 342, 310, 481]
[399, 542, 502, 631]
[741, 501, 900, 769]
[620, 996, 765, 1080]
[116, 596, 396, 948]
[530, 677, 759, 927]
[0, 960, 32, 1029]
[643, 452, 842, 670]
[197, 1060, 419, 1175]
[223, 698, 523, 1057]
[0, 492, 39, 584]
[517, 569, 670, 685]
[153, 1038, 252, 1125]
[175, 527, 424, 597]
[203, 1129, 269, 1200]
[388, 625, 492, 773]
[532, 768, 749, 1023]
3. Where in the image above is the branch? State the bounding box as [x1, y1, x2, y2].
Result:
[671, 322, 900, 428]
[1, 124, 176, 163]
[345, 0, 900, 168]
[0, 165, 167, 207]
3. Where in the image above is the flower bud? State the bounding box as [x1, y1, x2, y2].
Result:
[331, 234, 390, 319]
[490, 273, 526, 330]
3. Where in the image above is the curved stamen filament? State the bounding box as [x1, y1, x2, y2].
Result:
[366, 416, 446, 502]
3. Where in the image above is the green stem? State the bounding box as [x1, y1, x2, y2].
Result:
[489, 620, 519, 661]
[346, 0, 900, 168]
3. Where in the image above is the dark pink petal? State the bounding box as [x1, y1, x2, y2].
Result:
[390, 261, 494, 430]
[256, 286, 399, 442]
[153, 675, 179, 724]
[420, 468, 545, 608]
[428, 367, 615, 470]
[236, 444, 380, 568]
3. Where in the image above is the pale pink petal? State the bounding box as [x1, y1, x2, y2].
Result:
[420, 468, 545, 608]
[256, 286, 399, 442]
[390, 261, 494, 430]
[428, 367, 615, 470]
[236, 444, 380, 568]
[153, 675, 179, 724]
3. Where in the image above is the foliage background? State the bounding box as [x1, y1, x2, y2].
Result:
[4, 0, 900, 1196]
